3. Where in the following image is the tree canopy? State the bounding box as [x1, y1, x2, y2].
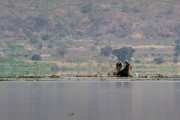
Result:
[112, 47, 135, 62]
[100, 46, 112, 57]
[31, 54, 41, 61]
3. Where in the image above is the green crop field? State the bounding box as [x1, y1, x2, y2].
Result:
[0, 58, 57, 77]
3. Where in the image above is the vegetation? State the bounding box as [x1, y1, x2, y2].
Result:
[153, 57, 164, 64]
[112, 47, 135, 62]
[31, 54, 41, 61]
[0, 0, 179, 76]
[29, 36, 39, 44]
[0, 58, 57, 76]
[42, 34, 50, 41]
[57, 48, 67, 57]
[100, 46, 112, 57]
[81, 3, 93, 13]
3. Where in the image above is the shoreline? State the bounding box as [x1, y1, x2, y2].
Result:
[0, 76, 180, 81]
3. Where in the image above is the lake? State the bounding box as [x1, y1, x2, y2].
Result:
[0, 80, 180, 120]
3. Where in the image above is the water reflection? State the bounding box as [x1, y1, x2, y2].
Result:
[0, 81, 179, 120]
[116, 82, 131, 88]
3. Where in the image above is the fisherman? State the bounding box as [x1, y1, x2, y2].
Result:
[125, 60, 130, 66]
[113, 60, 133, 77]
[116, 63, 119, 70]
[116, 62, 122, 71]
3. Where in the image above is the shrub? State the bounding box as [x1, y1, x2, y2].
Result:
[42, 34, 50, 40]
[57, 48, 67, 57]
[153, 57, 164, 64]
[31, 54, 41, 61]
[35, 16, 48, 28]
[24, 28, 32, 38]
[121, 3, 131, 12]
[81, 3, 93, 13]
[29, 35, 39, 44]
[100, 46, 112, 56]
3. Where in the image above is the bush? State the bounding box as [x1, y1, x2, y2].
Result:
[100, 46, 112, 56]
[57, 48, 67, 57]
[121, 3, 131, 12]
[31, 54, 41, 61]
[153, 57, 164, 64]
[35, 16, 48, 28]
[29, 35, 39, 44]
[81, 3, 93, 13]
[42, 34, 50, 40]
[24, 28, 32, 38]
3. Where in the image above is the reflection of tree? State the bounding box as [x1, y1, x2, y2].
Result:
[116, 82, 130, 88]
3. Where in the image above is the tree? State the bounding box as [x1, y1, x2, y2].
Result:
[29, 35, 39, 44]
[153, 57, 164, 64]
[112, 47, 135, 62]
[31, 54, 41, 61]
[57, 48, 67, 57]
[42, 34, 50, 41]
[174, 39, 180, 63]
[100, 46, 112, 56]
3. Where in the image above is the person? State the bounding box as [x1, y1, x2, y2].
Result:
[116, 63, 119, 70]
[115, 60, 133, 77]
[116, 62, 122, 71]
[125, 60, 129, 66]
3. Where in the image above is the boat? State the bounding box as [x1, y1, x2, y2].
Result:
[109, 61, 133, 77]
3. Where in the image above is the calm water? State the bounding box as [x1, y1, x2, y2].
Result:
[0, 81, 180, 120]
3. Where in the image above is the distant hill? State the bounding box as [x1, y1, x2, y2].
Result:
[0, 0, 179, 63]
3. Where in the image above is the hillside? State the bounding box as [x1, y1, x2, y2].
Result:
[0, 0, 180, 76]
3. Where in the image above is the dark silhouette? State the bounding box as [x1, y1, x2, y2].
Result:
[116, 62, 122, 71]
[112, 60, 133, 77]
[112, 47, 135, 62]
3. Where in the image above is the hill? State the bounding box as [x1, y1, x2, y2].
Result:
[0, 0, 180, 76]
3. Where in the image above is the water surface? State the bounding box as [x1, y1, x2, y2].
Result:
[0, 81, 180, 120]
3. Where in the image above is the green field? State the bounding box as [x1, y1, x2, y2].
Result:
[0, 58, 90, 77]
[134, 66, 179, 75]
[0, 58, 57, 76]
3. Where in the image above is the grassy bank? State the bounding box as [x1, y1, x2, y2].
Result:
[0, 58, 57, 77]
[0, 58, 180, 78]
